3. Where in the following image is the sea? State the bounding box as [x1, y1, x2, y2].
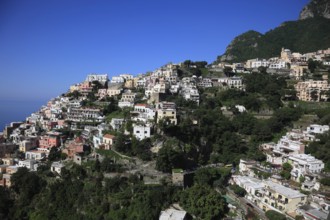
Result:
[0, 99, 47, 131]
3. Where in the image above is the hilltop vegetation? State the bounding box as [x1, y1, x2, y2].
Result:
[217, 17, 330, 63]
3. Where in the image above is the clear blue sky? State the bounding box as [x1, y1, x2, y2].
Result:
[0, 0, 309, 101]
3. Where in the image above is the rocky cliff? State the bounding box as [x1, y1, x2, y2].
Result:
[299, 0, 330, 20]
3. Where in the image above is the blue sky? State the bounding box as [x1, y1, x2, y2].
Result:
[0, 0, 309, 101]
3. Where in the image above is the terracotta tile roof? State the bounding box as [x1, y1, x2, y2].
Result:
[103, 134, 115, 139]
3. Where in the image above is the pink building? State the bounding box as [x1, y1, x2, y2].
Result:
[103, 134, 116, 150]
[39, 132, 62, 149]
[62, 137, 86, 159]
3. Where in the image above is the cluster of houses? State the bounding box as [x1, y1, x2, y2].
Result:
[231, 124, 329, 219]
[1, 50, 330, 219]
[0, 62, 243, 187]
[215, 47, 330, 102]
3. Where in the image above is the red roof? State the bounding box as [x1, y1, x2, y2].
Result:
[135, 104, 147, 107]
[103, 134, 115, 139]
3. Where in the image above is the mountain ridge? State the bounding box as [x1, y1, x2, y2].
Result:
[216, 0, 330, 63]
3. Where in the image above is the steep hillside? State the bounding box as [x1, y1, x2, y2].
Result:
[216, 0, 330, 63]
[299, 0, 330, 19]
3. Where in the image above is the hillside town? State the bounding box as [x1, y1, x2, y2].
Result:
[1, 47, 330, 220]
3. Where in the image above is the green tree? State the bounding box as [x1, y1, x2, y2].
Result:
[310, 90, 318, 101]
[308, 58, 317, 73]
[156, 145, 184, 173]
[10, 167, 46, 219]
[265, 210, 287, 220]
[230, 184, 247, 197]
[320, 177, 330, 186]
[194, 167, 221, 186]
[0, 186, 12, 219]
[48, 147, 61, 161]
[280, 162, 293, 180]
[179, 185, 228, 220]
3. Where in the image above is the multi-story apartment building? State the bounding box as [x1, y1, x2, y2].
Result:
[110, 118, 125, 131]
[262, 180, 307, 213]
[25, 150, 47, 160]
[85, 74, 108, 85]
[305, 124, 329, 135]
[111, 76, 125, 84]
[133, 123, 152, 140]
[39, 132, 62, 149]
[288, 154, 324, 182]
[118, 91, 136, 108]
[131, 104, 156, 122]
[67, 107, 104, 122]
[250, 59, 270, 68]
[19, 137, 38, 152]
[157, 108, 177, 125]
[269, 60, 288, 69]
[295, 80, 330, 101]
[231, 175, 307, 214]
[217, 77, 244, 90]
[180, 86, 200, 105]
[103, 134, 116, 150]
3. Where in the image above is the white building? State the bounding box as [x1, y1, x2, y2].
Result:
[51, 161, 65, 174]
[231, 175, 307, 214]
[180, 87, 199, 105]
[111, 76, 125, 84]
[269, 60, 288, 69]
[289, 154, 324, 182]
[251, 59, 269, 68]
[67, 107, 104, 122]
[118, 101, 134, 108]
[25, 150, 46, 160]
[119, 74, 133, 81]
[132, 104, 156, 122]
[159, 208, 187, 220]
[265, 134, 305, 165]
[235, 105, 246, 113]
[85, 74, 108, 84]
[18, 159, 38, 171]
[93, 131, 103, 149]
[306, 124, 329, 135]
[133, 123, 152, 140]
[110, 118, 125, 131]
[118, 91, 136, 108]
[217, 77, 244, 90]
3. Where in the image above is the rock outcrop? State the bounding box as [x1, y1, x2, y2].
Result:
[299, 0, 330, 20]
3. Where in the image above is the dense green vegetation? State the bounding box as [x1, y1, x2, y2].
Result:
[179, 185, 228, 220]
[156, 72, 303, 169]
[217, 17, 330, 63]
[229, 184, 247, 197]
[0, 160, 231, 219]
[265, 210, 287, 220]
[280, 162, 293, 180]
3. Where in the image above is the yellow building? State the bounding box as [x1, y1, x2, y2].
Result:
[295, 80, 330, 101]
[260, 180, 307, 213]
[157, 109, 177, 125]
